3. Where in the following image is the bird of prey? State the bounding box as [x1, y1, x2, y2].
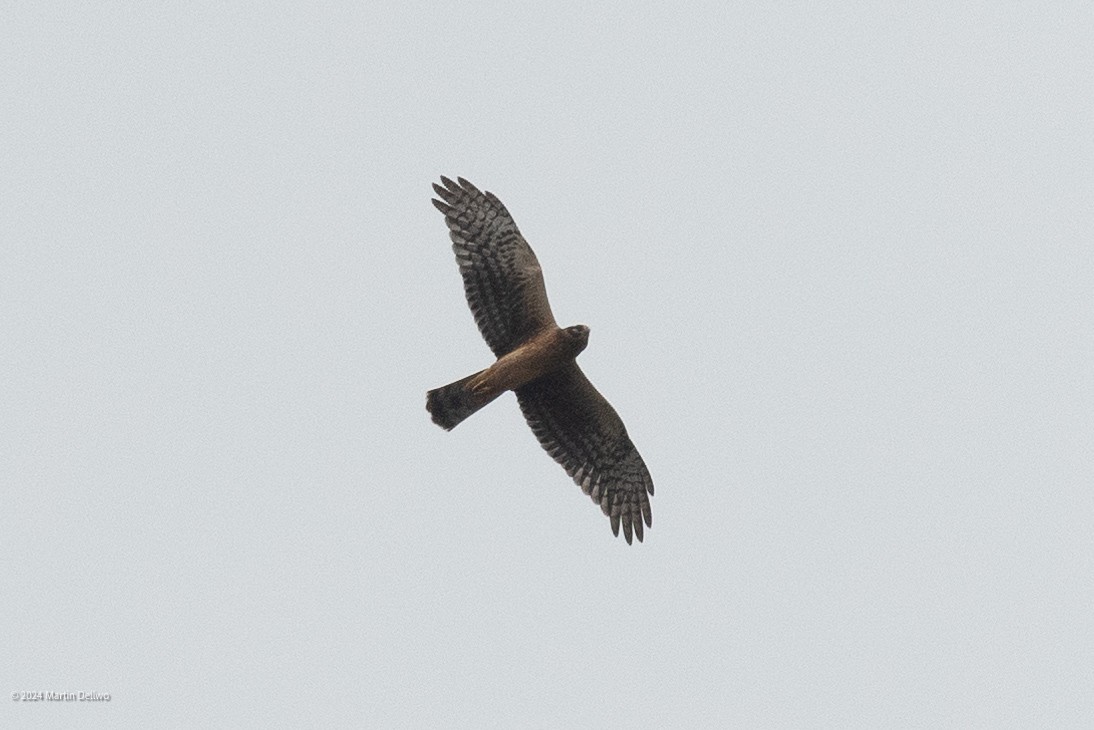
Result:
[426, 176, 654, 543]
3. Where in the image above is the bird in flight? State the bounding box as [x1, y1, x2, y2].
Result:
[426, 176, 654, 543]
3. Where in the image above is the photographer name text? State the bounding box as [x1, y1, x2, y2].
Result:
[12, 691, 111, 702]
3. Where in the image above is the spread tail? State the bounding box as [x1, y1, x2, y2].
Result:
[426, 371, 500, 430]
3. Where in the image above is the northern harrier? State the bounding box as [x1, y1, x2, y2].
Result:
[426, 176, 654, 543]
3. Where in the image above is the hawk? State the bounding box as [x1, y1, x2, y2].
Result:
[426, 176, 654, 543]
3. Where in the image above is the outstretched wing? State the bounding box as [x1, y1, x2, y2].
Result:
[516, 363, 654, 544]
[432, 176, 556, 357]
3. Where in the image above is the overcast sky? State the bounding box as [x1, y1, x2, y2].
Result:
[3, 2, 1093, 727]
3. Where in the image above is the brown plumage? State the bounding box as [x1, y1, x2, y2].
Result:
[426, 176, 654, 544]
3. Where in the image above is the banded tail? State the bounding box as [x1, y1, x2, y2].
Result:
[426, 371, 501, 430]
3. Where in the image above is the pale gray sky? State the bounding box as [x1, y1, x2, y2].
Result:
[3, 2, 1093, 727]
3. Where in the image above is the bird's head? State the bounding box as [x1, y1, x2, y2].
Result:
[564, 324, 590, 355]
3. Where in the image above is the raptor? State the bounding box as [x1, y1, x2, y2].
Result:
[426, 176, 654, 543]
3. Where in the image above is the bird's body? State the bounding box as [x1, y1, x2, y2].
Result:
[427, 324, 587, 430]
[468, 324, 589, 401]
[426, 176, 654, 543]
